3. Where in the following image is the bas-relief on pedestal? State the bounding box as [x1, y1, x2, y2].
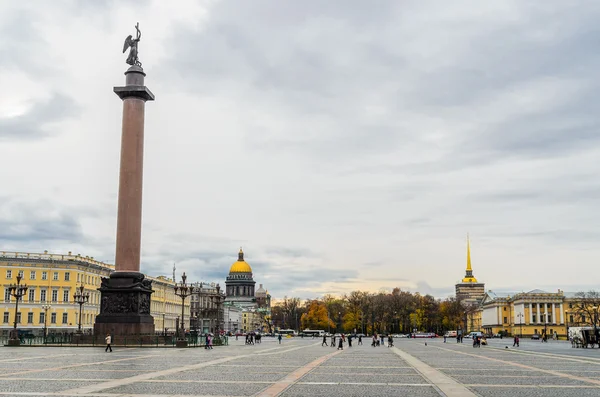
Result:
[94, 272, 154, 335]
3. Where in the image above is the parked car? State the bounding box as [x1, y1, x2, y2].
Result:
[531, 334, 540, 340]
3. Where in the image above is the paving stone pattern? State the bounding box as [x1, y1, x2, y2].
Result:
[0, 337, 599, 396]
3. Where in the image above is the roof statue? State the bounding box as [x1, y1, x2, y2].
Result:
[123, 22, 142, 66]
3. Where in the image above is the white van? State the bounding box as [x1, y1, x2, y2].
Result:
[468, 331, 483, 338]
[444, 331, 458, 338]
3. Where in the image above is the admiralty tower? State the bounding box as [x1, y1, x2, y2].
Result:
[455, 236, 485, 304]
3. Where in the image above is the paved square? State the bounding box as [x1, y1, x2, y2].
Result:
[1, 337, 600, 396]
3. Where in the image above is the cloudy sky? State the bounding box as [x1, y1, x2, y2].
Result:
[1, 0, 599, 300]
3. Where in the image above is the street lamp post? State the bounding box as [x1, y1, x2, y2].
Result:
[592, 306, 598, 343]
[73, 284, 90, 334]
[516, 312, 524, 338]
[41, 304, 52, 342]
[173, 272, 195, 348]
[8, 274, 28, 346]
[543, 312, 548, 342]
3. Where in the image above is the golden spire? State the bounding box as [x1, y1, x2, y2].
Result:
[462, 234, 478, 283]
[466, 234, 472, 271]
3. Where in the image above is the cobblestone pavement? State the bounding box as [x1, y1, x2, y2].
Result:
[1, 337, 600, 396]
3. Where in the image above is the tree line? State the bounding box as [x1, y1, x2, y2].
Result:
[270, 288, 468, 335]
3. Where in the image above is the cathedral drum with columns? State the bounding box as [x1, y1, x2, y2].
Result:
[224, 249, 257, 308]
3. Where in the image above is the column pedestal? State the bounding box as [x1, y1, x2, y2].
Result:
[94, 272, 154, 336]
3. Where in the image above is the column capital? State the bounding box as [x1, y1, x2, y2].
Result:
[114, 86, 155, 101]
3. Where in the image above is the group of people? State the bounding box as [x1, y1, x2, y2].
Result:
[321, 333, 354, 349]
[372, 333, 394, 347]
[244, 332, 261, 345]
[320, 333, 394, 349]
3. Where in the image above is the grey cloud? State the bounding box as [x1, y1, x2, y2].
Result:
[0, 93, 79, 141]
[263, 246, 317, 258]
[413, 281, 454, 299]
[0, 10, 48, 73]
[0, 198, 84, 243]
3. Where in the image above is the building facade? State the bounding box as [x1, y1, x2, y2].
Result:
[190, 282, 225, 334]
[223, 302, 242, 333]
[1, 251, 188, 336]
[481, 289, 570, 338]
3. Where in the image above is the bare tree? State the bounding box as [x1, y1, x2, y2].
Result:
[572, 291, 600, 330]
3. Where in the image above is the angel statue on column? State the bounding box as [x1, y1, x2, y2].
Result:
[123, 22, 142, 66]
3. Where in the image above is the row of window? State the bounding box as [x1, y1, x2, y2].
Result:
[5, 288, 70, 303]
[506, 315, 554, 323]
[3, 311, 67, 324]
[5, 270, 100, 285]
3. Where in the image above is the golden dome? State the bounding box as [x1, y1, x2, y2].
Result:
[229, 248, 252, 273]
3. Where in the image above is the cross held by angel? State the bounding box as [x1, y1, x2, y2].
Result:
[123, 22, 142, 66]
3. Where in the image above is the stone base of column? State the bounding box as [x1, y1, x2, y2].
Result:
[94, 272, 155, 336]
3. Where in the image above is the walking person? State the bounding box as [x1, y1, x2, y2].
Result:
[322, 334, 328, 346]
[105, 333, 112, 352]
[358, 335, 362, 345]
[513, 335, 519, 347]
[331, 335, 336, 347]
[278, 333, 282, 344]
[348, 334, 352, 348]
[337, 335, 344, 350]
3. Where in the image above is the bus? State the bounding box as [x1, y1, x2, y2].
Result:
[277, 329, 297, 336]
[302, 329, 325, 337]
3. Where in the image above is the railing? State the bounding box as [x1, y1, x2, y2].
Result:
[1, 334, 228, 347]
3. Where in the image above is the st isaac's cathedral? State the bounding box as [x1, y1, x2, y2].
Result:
[224, 248, 272, 332]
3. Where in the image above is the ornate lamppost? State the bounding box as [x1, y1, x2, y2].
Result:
[516, 312, 524, 338]
[73, 284, 90, 334]
[174, 272, 195, 347]
[215, 283, 222, 336]
[8, 274, 28, 346]
[41, 304, 52, 342]
[592, 305, 598, 342]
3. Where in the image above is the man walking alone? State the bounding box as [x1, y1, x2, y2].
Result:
[105, 334, 112, 352]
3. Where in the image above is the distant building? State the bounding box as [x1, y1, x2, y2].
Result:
[189, 281, 225, 334]
[223, 302, 241, 333]
[224, 248, 256, 308]
[223, 248, 271, 332]
[455, 237, 485, 305]
[480, 289, 585, 339]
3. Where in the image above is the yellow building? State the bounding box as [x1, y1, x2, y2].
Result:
[1, 251, 188, 336]
[479, 289, 597, 339]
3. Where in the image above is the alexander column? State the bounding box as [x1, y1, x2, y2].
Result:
[95, 23, 155, 337]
